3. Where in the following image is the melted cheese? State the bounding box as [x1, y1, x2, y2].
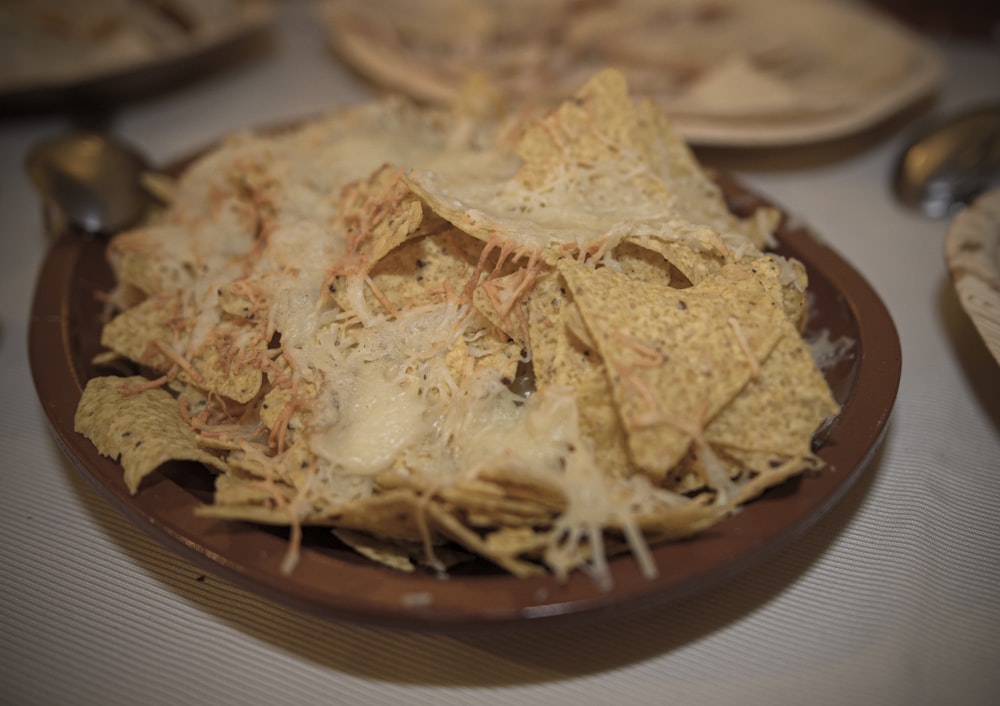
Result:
[312, 369, 429, 475]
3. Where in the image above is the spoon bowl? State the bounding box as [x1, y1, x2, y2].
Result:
[893, 104, 1000, 219]
[26, 132, 154, 235]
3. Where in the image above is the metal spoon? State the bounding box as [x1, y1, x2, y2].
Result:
[893, 104, 1000, 219]
[25, 132, 155, 236]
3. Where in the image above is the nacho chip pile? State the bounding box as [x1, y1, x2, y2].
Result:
[76, 70, 839, 583]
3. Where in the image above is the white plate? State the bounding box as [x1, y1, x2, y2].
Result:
[946, 189, 1000, 365]
[324, 0, 944, 147]
[668, 47, 944, 147]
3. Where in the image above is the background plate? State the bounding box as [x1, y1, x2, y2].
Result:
[324, 0, 943, 148]
[29, 171, 901, 631]
[0, 1, 273, 115]
[668, 47, 942, 147]
[946, 188, 1000, 365]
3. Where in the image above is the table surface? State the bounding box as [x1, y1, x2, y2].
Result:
[3, 3, 999, 705]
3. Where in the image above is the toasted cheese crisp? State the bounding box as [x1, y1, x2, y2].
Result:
[76, 69, 840, 584]
[405, 69, 775, 254]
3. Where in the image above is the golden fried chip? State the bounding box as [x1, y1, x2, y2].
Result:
[731, 456, 820, 507]
[333, 528, 419, 572]
[321, 489, 429, 541]
[100, 294, 175, 365]
[532, 288, 631, 476]
[210, 471, 286, 508]
[340, 227, 484, 316]
[633, 496, 726, 541]
[524, 267, 569, 382]
[438, 481, 554, 527]
[747, 254, 810, 331]
[475, 466, 567, 513]
[559, 260, 786, 478]
[101, 294, 265, 403]
[514, 68, 776, 248]
[466, 322, 522, 384]
[333, 528, 475, 573]
[545, 308, 633, 477]
[613, 240, 674, 286]
[108, 226, 192, 299]
[515, 68, 650, 187]
[334, 164, 429, 271]
[483, 526, 549, 557]
[404, 70, 773, 254]
[706, 330, 840, 457]
[403, 69, 766, 318]
[189, 334, 266, 404]
[623, 225, 729, 286]
[75, 375, 227, 494]
[425, 502, 545, 577]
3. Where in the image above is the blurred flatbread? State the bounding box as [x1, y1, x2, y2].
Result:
[324, 0, 943, 145]
[945, 189, 1000, 366]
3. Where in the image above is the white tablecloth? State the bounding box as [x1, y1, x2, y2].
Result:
[3, 4, 999, 705]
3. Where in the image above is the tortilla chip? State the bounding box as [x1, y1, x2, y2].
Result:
[622, 221, 730, 286]
[546, 309, 633, 477]
[333, 528, 419, 572]
[706, 330, 840, 457]
[634, 496, 726, 541]
[744, 254, 809, 331]
[483, 526, 549, 557]
[337, 164, 429, 266]
[475, 466, 567, 513]
[425, 502, 545, 577]
[438, 481, 554, 527]
[101, 293, 265, 403]
[471, 266, 537, 346]
[320, 489, 429, 541]
[107, 226, 193, 298]
[524, 267, 569, 382]
[100, 294, 176, 364]
[466, 321, 522, 384]
[345, 226, 485, 315]
[559, 260, 786, 478]
[613, 240, 675, 286]
[75, 375, 227, 494]
[731, 456, 820, 507]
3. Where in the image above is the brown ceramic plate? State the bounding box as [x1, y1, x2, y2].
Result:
[28, 171, 900, 632]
